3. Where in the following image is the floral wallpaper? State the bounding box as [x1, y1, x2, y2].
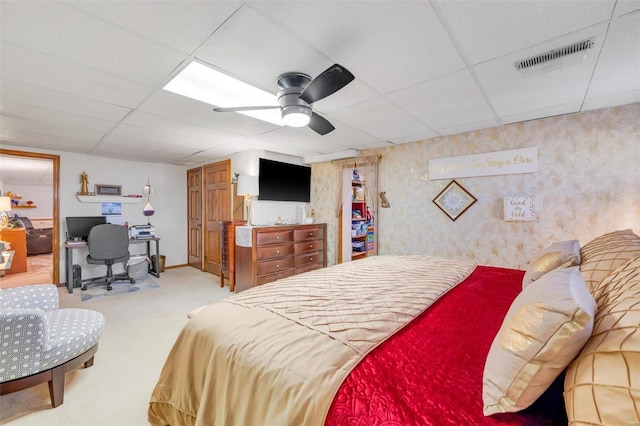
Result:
[311, 103, 640, 269]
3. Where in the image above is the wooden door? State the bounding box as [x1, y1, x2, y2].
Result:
[203, 160, 231, 275]
[187, 167, 202, 269]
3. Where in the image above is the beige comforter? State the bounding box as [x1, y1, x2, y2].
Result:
[148, 255, 476, 426]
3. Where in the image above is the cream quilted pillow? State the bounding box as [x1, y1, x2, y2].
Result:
[564, 254, 640, 426]
[483, 267, 595, 415]
[579, 229, 640, 291]
[522, 240, 581, 288]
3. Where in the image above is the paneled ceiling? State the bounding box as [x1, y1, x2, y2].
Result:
[1, 1, 639, 167]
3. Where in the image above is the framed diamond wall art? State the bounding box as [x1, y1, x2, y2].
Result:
[432, 180, 477, 221]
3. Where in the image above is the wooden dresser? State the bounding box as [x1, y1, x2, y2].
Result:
[235, 223, 327, 293]
[0, 228, 28, 274]
[219, 220, 246, 292]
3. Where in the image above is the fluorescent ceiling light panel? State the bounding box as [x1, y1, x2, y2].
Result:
[163, 61, 283, 126]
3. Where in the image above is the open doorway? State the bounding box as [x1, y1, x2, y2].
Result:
[0, 149, 60, 288]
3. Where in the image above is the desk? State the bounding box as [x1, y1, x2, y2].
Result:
[65, 237, 161, 294]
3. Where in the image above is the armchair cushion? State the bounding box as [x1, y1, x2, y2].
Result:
[0, 283, 59, 311]
[0, 286, 105, 383]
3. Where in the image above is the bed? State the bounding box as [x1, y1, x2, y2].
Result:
[149, 230, 640, 426]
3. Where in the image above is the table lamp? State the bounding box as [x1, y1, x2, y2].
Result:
[0, 196, 12, 229]
[237, 175, 259, 225]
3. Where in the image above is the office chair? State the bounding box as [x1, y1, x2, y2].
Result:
[82, 224, 135, 291]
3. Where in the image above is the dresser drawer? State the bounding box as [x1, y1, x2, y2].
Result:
[256, 230, 293, 246]
[294, 240, 324, 255]
[294, 263, 323, 275]
[257, 256, 294, 276]
[256, 269, 295, 286]
[256, 243, 294, 261]
[293, 227, 323, 242]
[294, 252, 323, 268]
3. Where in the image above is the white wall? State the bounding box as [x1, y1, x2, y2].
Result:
[4, 184, 53, 219]
[226, 149, 308, 225]
[2, 145, 188, 282]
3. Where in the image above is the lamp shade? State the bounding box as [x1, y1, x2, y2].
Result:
[237, 175, 259, 196]
[0, 197, 11, 212]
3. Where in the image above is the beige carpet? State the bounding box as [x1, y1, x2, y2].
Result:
[0, 266, 232, 425]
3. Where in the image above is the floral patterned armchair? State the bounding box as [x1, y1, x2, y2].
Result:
[0, 284, 105, 407]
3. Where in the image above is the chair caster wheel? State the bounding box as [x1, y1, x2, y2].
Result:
[81, 285, 87, 291]
[130, 278, 136, 284]
[107, 285, 112, 291]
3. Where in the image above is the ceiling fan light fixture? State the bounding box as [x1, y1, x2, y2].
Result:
[282, 105, 311, 127]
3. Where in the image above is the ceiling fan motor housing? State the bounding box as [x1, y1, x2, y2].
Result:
[277, 73, 313, 126]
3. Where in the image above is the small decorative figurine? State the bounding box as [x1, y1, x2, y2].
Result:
[380, 191, 391, 208]
[78, 171, 94, 195]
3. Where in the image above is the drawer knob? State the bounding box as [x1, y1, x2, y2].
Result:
[309, 232, 314, 236]
[310, 257, 313, 261]
[276, 250, 280, 255]
[309, 244, 313, 248]
[276, 264, 280, 268]
[276, 236, 280, 239]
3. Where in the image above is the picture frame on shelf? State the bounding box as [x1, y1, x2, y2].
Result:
[95, 184, 122, 196]
[432, 179, 477, 221]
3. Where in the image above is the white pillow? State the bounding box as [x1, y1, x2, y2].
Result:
[483, 267, 595, 415]
[522, 240, 581, 288]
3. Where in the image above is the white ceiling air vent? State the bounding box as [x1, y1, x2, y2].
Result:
[515, 38, 595, 72]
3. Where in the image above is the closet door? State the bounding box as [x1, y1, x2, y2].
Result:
[187, 167, 202, 270]
[203, 160, 231, 275]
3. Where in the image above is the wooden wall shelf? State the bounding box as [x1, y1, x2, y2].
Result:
[12, 205, 37, 209]
[76, 195, 142, 204]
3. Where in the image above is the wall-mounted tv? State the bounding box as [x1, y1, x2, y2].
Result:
[258, 158, 311, 202]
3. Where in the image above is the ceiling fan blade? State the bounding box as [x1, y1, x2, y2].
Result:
[299, 64, 354, 104]
[308, 112, 335, 135]
[213, 106, 279, 112]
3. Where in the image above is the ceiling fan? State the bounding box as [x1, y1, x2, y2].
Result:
[213, 64, 354, 135]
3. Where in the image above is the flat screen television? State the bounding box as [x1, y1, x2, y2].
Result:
[65, 216, 107, 241]
[258, 158, 311, 202]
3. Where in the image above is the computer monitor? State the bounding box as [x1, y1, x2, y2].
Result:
[65, 216, 107, 241]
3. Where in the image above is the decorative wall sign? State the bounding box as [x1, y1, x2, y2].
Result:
[95, 184, 122, 196]
[503, 195, 535, 221]
[429, 147, 537, 180]
[433, 180, 477, 221]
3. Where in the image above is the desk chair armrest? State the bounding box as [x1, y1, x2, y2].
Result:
[0, 284, 59, 311]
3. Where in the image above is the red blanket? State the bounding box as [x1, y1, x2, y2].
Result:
[326, 266, 567, 425]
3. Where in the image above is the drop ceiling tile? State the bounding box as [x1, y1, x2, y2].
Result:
[0, 100, 116, 133]
[390, 130, 439, 145]
[256, 128, 345, 153]
[1, 43, 152, 108]
[436, 0, 615, 64]
[329, 97, 431, 141]
[436, 119, 502, 137]
[0, 115, 105, 143]
[1, 1, 188, 87]
[474, 23, 608, 120]
[387, 69, 498, 131]
[89, 146, 188, 164]
[584, 11, 640, 109]
[66, 0, 242, 55]
[195, 6, 332, 93]
[613, 0, 640, 16]
[121, 111, 245, 145]
[500, 101, 583, 125]
[103, 124, 224, 152]
[253, 1, 464, 93]
[139, 90, 281, 136]
[0, 127, 98, 153]
[1, 80, 132, 122]
[300, 119, 384, 149]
